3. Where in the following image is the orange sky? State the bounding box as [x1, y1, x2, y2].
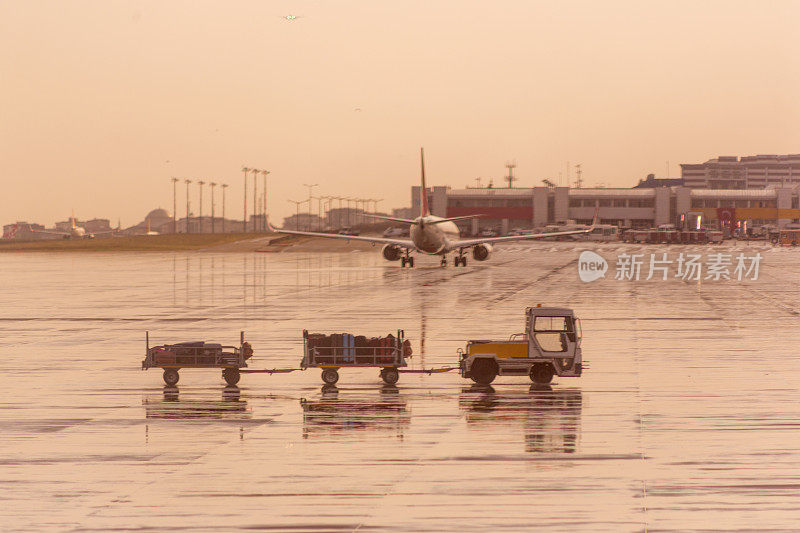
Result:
[2, 0, 799, 226]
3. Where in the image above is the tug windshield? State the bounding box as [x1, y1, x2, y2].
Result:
[533, 316, 573, 352]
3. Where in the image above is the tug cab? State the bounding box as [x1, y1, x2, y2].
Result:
[460, 306, 583, 385]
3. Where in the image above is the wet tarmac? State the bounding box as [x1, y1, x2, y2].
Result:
[1, 241, 799, 531]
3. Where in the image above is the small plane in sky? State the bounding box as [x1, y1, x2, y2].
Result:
[269, 148, 596, 267]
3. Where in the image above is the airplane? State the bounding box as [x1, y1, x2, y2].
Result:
[268, 148, 596, 267]
[31, 212, 118, 239]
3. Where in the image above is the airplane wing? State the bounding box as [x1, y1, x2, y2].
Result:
[450, 208, 599, 250]
[29, 229, 70, 236]
[363, 214, 418, 224]
[449, 227, 593, 249]
[269, 224, 415, 248]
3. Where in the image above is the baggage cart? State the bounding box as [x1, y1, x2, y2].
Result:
[142, 331, 252, 386]
[301, 329, 410, 385]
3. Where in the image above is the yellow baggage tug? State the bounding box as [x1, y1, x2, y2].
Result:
[459, 306, 583, 385]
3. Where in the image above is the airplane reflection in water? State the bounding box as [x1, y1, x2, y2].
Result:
[143, 386, 251, 420]
[459, 385, 582, 454]
[300, 385, 410, 439]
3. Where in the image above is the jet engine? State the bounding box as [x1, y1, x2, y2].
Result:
[382, 244, 403, 261]
[472, 243, 493, 261]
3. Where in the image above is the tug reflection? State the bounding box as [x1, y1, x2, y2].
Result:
[459, 385, 582, 453]
[143, 386, 251, 420]
[300, 385, 410, 439]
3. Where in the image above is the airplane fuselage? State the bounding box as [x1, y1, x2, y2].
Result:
[410, 215, 460, 255]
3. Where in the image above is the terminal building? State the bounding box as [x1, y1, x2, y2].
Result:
[412, 185, 800, 234]
[406, 153, 800, 234]
[681, 154, 800, 189]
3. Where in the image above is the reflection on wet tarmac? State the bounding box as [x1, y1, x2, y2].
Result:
[301, 385, 410, 439]
[460, 385, 582, 454]
[143, 386, 251, 420]
[2, 243, 799, 531]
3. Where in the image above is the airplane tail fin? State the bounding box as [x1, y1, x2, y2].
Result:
[71, 210, 76, 229]
[419, 147, 430, 217]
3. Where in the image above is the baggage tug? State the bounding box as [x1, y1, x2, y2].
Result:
[459, 306, 583, 385]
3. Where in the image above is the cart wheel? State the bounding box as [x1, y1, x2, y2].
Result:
[223, 368, 240, 386]
[381, 367, 399, 385]
[530, 363, 555, 384]
[321, 368, 339, 385]
[470, 359, 497, 385]
[163, 368, 179, 386]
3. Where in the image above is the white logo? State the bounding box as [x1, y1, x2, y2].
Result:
[578, 251, 608, 282]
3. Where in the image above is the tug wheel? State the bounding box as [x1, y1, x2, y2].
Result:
[223, 368, 240, 386]
[163, 368, 180, 386]
[381, 367, 399, 385]
[530, 363, 555, 384]
[470, 359, 497, 385]
[321, 368, 340, 385]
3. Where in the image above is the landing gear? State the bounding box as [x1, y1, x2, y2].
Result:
[401, 256, 415, 267]
[441, 256, 447, 267]
[454, 256, 467, 267]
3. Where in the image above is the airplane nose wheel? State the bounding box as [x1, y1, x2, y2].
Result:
[441, 257, 447, 267]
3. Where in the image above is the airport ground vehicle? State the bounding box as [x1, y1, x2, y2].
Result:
[775, 228, 800, 246]
[301, 330, 411, 385]
[142, 332, 252, 386]
[459, 306, 583, 385]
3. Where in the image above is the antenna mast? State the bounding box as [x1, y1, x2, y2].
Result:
[504, 161, 517, 188]
[574, 164, 583, 189]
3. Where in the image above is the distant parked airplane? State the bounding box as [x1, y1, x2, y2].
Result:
[269, 149, 596, 267]
[32, 212, 118, 239]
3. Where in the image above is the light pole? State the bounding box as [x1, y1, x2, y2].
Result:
[311, 196, 324, 231]
[210, 182, 217, 233]
[288, 199, 304, 230]
[242, 167, 249, 233]
[261, 170, 270, 232]
[184, 179, 192, 233]
[171, 177, 179, 234]
[221, 184, 228, 233]
[336, 197, 344, 228]
[321, 196, 334, 231]
[198, 180, 205, 233]
[252, 168, 258, 233]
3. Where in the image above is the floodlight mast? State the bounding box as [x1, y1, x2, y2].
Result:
[242, 167, 250, 232]
[184, 179, 192, 233]
[171, 177, 179, 233]
[210, 182, 217, 233]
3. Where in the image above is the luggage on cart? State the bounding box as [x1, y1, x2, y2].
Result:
[301, 329, 410, 384]
[355, 335, 369, 363]
[343, 334, 355, 363]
